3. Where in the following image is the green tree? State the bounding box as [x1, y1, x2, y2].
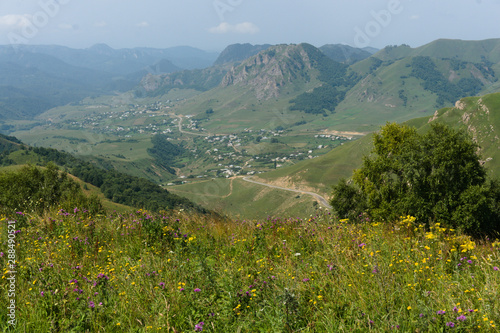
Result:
[0, 163, 103, 215]
[330, 122, 500, 236]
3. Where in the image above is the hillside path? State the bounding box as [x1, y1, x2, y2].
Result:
[169, 113, 207, 136]
[242, 176, 332, 209]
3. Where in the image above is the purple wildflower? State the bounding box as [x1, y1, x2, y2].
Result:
[194, 321, 204, 332]
[419, 313, 424, 318]
[159, 282, 165, 289]
[89, 301, 95, 309]
[194, 288, 201, 292]
[494, 266, 499, 271]
[446, 322, 455, 328]
[457, 315, 467, 321]
[0, 252, 4, 257]
[302, 278, 310, 282]
[359, 243, 366, 247]
[40, 291, 44, 297]
[437, 310, 446, 315]
[453, 306, 459, 312]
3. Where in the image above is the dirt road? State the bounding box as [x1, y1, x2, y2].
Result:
[242, 176, 332, 209]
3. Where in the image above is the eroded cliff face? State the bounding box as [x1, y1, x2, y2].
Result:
[221, 44, 315, 100]
[140, 74, 162, 91]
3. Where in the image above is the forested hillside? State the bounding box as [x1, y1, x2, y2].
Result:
[0, 134, 206, 213]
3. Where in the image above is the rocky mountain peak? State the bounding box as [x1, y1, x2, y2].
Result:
[220, 44, 317, 100]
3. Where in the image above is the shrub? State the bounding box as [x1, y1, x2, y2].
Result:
[331, 122, 500, 236]
[0, 163, 103, 215]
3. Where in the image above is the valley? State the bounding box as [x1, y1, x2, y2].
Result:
[2, 39, 500, 219]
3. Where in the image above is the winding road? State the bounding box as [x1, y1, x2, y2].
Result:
[242, 176, 332, 209]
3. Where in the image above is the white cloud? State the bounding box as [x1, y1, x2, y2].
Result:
[0, 14, 32, 29]
[136, 21, 149, 28]
[209, 22, 260, 34]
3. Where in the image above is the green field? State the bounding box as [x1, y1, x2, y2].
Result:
[167, 177, 321, 220]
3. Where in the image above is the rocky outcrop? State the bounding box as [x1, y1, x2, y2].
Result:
[220, 44, 316, 100]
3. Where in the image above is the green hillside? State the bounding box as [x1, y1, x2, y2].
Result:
[375, 38, 500, 64]
[0, 134, 207, 214]
[259, 92, 500, 195]
[167, 177, 320, 220]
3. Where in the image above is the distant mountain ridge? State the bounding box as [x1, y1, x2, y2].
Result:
[2, 38, 500, 129]
[319, 44, 373, 64]
[0, 47, 137, 119]
[214, 43, 375, 66]
[6, 44, 219, 74]
[0, 43, 218, 120]
[373, 39, 500, 63]
[214, 43, 273, 65]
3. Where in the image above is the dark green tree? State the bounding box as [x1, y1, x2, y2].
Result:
[0, 163, 103, 215]
[330, 122, 500, 236]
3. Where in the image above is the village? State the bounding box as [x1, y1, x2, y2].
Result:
[44, 102, 354, 182]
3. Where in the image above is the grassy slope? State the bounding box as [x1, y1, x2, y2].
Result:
[167, 177, 319, 220]
[258, 135, 373, 197]
[375, 38, 500, 63]
[0, 162, 132, 213]
[259, 92, 500, 195]
[2, 209, 498, 331]
[322, 39, 500, 133]
[328, 58, 438, 132]
[423, 93, 500, 179]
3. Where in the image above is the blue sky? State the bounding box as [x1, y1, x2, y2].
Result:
[0, 0, 499, 51]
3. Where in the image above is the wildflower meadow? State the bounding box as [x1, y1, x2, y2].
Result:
[1, 208, 499, 332]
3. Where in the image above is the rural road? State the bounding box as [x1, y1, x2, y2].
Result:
[170, 113, 207, 136]
[242, 176, 332, 209]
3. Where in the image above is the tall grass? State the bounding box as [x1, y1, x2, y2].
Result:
[1, 209, 499, 332]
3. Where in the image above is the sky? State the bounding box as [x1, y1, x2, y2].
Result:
[0, 0, 499, 51]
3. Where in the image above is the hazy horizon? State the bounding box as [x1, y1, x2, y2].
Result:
[1, 0, 499, 52]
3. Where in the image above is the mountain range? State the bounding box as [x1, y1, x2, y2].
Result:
[136, 39, 500, 133]
[0, 41, 381, 122]
[0, 44, 218, 120]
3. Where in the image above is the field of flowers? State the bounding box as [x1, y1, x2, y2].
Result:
[1, 208, 499, 332]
